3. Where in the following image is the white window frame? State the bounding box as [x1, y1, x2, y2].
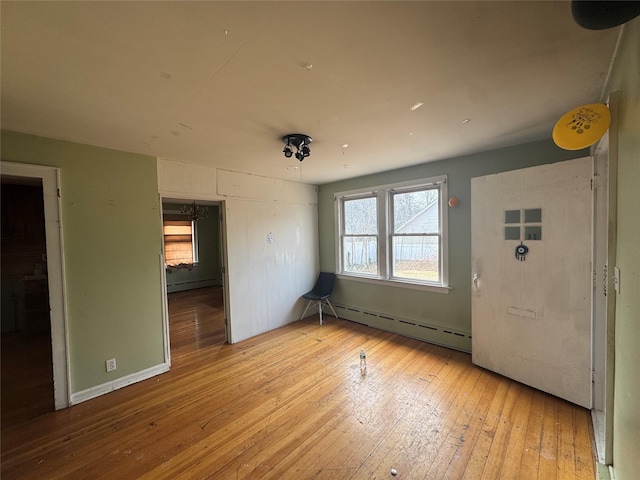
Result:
[335, 175, 449, 294]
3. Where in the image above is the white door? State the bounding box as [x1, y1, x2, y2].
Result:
[471, 157, 592, 408]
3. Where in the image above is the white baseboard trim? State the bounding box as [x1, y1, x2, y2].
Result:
[595, 462, 614, 480]
[591, 409, 606, 463]
[70, 362, 170, 405]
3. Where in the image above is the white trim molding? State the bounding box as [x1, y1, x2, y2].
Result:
[70, 363, 170, 405]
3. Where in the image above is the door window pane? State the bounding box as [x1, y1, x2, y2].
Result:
[524, 208, 542, 223]
[505, 210, 520, 224]
[505, 226, 521, 240]
[524, 226, 542, 240]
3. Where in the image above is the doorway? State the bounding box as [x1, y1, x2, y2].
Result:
[1, 176, 54, 428]
[161, 198, 228, 360]
[0, 162, 69, 428]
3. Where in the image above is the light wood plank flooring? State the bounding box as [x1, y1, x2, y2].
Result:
[1, 287, 596, 479]
[1, 330, 55, 430]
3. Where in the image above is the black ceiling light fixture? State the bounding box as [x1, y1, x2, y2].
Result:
[282, 133, 312, 161]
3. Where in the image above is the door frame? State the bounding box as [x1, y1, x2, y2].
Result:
[590, 93, 618, 465]
[158, 193, 230, 365]
[1, 161, 70, 410]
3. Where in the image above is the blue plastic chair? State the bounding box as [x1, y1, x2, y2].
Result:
[300, 272, 339, 325]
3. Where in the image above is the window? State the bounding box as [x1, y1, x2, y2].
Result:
[342, 195, 378, 275]
[163, 218, 198, 267]
[336, 175, 448, 292]
[503, 208, 542, 241]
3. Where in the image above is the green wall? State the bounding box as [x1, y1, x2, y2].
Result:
[319, 139, 587, 341]
[606, 18, 640, 480]
[1, 130, 165, 393]
[163, 203, 222, 292]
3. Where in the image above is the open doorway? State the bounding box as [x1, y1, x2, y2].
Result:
[161, 199, 228, 360]
[1, 163, 68, 418]
[1, 162, 68, 429]
[1, 175, 54, 428]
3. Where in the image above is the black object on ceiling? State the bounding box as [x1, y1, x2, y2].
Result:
[282, 134, 312, 162]
[572, 1, 640, 30]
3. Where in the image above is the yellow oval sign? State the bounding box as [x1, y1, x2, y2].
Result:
[552, 103, 610, 150]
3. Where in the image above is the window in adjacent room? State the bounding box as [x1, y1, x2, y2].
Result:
[163, 218, 198, 267]
[335, 175, 448, 292]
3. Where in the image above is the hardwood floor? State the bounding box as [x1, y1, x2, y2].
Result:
[1, 287, 596, 479]
[167, 286, 227, 352]
[0, 330, 55, 429]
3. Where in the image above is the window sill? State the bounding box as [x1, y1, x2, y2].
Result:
[336, 273, 451, 294]
[165, 262, 199, 272]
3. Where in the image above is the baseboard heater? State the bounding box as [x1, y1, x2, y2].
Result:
[334, 303, 471, 353]
[166, 278, 220, 293]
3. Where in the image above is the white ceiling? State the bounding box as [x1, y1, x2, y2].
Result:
[1, 1, 620, 185]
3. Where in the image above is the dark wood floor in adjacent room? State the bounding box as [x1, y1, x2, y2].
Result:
[1, 286, 596, 479]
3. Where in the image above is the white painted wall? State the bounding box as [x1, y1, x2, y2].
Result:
[225, 199, 318, 341]
[157, 159, 319, 344]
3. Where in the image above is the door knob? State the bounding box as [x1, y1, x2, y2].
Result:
[472, 273, 480, 291]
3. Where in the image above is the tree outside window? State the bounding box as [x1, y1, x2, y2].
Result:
[343, 196, 378, 275]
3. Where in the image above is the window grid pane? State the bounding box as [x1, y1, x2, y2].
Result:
[392, 189, 439, 233]
[344, 197, 377, 235]
[524, 226, 542, 240]
[505, 226, 521, 240]
[165, 241, 194, 265]
[163, 224, 192, 235]
[524, 208, 542, 223]
[505, 210, 521, 224]
[343, 236, 378, 275]
[391, 235, 440, 282]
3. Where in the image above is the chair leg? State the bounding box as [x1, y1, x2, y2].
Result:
[326, 299, 339, 319]
[301, 298, 333, 325]
[300, 299, 313, 320]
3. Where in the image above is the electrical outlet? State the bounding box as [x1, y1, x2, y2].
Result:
[106, 358, 117, 372]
